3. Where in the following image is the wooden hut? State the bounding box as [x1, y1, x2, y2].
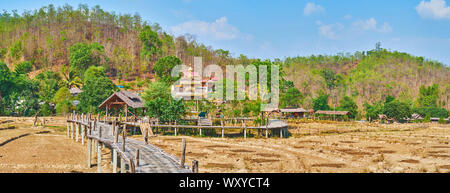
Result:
[314, 110, 351, 121]
[99, 91, 145, 121]
[280, 108, 308, 118]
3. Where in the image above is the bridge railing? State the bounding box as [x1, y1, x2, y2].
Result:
[66, 113, 195, 173]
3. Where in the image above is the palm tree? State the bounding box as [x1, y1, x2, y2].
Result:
[60, 66, 83, 89]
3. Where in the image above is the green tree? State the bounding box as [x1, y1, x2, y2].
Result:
[9, 40, 24, 60]
[413, 107, 448, 118]
[280, 87, 303, 108]
[14, 61, 32, 74]
[34, 70, 62, 104]
[139, 26, 162, 64]
[153, 56, 182, 83]
[53, 87, 73, 115]
[313, 94, 330, 111]
[142, 81, 172, 102]
[416, 84, 439, 107]
[69, 42, 106, 78]
[338, 96, 358, 119]
[384, 100, 412, 121]
[320, 68, 342, 91]
[83, 66, 106, 83]
[78, 75, 117, 113]
[142, 81, 185, 122]
[363, 102, 384, 121]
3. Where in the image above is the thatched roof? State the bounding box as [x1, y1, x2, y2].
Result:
[280, 108, 308, 113]
[99, 91, 145, 109]
[315, 110, 350, 115]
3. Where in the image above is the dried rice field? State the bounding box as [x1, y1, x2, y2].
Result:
[139, 122, 450, 173]
[0, 117, 449, 173]
[0, 117, 112, 173]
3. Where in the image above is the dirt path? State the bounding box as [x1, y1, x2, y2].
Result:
[0, 124, 112, 173]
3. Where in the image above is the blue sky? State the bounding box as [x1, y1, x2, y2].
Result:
[2, 0, 450, 65]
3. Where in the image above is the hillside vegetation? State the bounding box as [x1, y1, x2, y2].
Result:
[0, 4, 448, 119]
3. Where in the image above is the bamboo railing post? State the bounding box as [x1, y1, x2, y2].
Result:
[174, 121, 177, 136]
[112, 149, 117, 173]
[280, 127, 283, 138]
[129, 159, 135, 173]
[120, 158, 126, 173]
[181, 138, 186, 168]
[112, 118, 116, 136]
[112, 121, 119, 173]
[67, 114, 70, 137]
[221, 120, 224, 138]
[87, 138, 91, 168]
[81, 121, 85, 145]
[122, 124, 126, 152]
[135, 149, 140, 167]
[76, 115, 79, 142]
[97, 140, 101, 173]
[242, 120, 246, 139]
[192, 160, 199, 173]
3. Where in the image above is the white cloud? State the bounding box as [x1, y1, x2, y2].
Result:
[316, 21, 344, 39]
[353, 18, 392, 33]
[344, 14, 353, 19]
[170, 17, 251, 40]
[304, 3, 325, 16]
[316, 18, 392, 39]
[416, 0, 450, 19]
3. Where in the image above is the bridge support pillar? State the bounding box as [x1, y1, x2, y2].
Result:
[113, 149, 117, 173]
[67, 122, 70, 137]
[71, 122, 74, 139]
[120, 158, 126, 173]
[76, 123, 79, 142]
[81, 125, 85, 145]
[280, 128, 283, 138]
[97, 141, 101, 173]
[87, 139, 91, 168]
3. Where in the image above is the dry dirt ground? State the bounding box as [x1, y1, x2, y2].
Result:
[135, 122, 450, 173]
[0, 117, 112, 173]
[1, 117, 449, 173]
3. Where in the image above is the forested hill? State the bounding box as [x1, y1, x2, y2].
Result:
[0, 4, 449, 112]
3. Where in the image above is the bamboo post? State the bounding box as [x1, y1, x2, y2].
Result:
[135, 149, 140, 167]
[113, 149, 117, 173]
[87, 139, 91, 168]
[112, 118, 116, 136]
[120, 158, 126, 173]
[67, 115, 70, 137]
[174, 121, 177, 136]
[113, 121, 118, 173]
[242, 120, 246, 139]
[181, 138, 186, 168]
[75, 118, 79, 142]
[81, 124, 85, 145]
[122, 124, 126, 152]
[129, 159, 135, 173]
[97, 140, 101, 173]
[192, 160, 199, 173]
[221, 120, 224, 138]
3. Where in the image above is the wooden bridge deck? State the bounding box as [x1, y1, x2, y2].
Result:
[69, 119, 191, 173]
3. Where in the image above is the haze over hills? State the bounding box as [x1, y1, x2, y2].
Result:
[0, 4, 449, 111]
